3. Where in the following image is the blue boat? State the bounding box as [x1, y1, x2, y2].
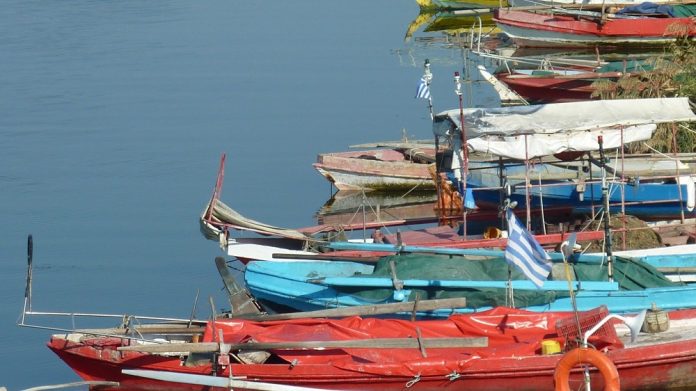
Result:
[464, 158, 696, 221]
[431, 97, 696, 222]
[243, 250, 696, 317]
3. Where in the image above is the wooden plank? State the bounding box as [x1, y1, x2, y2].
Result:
[349, 141, 434, 149]
[238, 297, 468, 321]
[272, 253, 381, 263]
[75, 326, 206, 335]
[327, 241, 504, 256]
[657, 267, 696, 273]
[118, 336, 488, 353]
[313, 277, 619, 291]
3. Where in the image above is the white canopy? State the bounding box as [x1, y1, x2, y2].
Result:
[467, 124, 655, 160]
[433, 97, 696, 138]
[433, 97, 696, 160]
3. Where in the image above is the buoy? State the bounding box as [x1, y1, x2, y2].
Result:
[554, 347, 620, 391]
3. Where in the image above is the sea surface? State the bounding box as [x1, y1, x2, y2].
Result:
[1, 0, 499, 388]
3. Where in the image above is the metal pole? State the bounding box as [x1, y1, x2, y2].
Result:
[423, 59, 433, 120]
[598, 135, 614, 283]
[21, 234, 33, 325]
[672, 122, 686, 224]
[524, 135, 531, 230]
[620, 127, 626, 250]
[455, 71, 468, 239]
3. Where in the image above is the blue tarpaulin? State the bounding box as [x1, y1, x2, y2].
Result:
[616, 2, 675, 17]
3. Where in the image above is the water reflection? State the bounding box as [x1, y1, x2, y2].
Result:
[316, 190, 439, 227]
[404, 8, 501, 50]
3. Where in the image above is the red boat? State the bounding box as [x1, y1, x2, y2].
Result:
[493, 7, 696, 47]
[493, 69, 623, 103]
[48, 306, 696, 390]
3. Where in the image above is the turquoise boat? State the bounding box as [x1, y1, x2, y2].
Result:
[244, 251, 696, 317]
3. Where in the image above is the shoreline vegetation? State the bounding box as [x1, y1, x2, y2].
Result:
[592, 32, 696, 153]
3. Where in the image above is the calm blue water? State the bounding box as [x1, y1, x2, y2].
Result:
[1, 1, 497, 388]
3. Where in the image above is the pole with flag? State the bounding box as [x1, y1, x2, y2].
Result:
[415, 59, 433, 120]
[504, 208, 552, 288]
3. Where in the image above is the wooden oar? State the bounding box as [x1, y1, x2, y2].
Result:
[237, 297, 468, 321]
[123, 369, 330, 391]
[75, 325, 206, 336]
[118, 336, 488, 353]
[22, 381, 121, 391]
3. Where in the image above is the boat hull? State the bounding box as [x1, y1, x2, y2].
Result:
[494, 71, 621, 103]
[244, 260, 696, 316]
[48, 310, 696, 391]
[493, 9, 696, 47]
[471, 180, 695, 222]
[313, 149, 435, 191]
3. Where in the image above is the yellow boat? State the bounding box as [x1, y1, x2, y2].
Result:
[416, 0, 507, 11]
[405, 9, 500, 41]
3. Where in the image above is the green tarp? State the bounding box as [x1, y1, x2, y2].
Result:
[343, 253, 678, 309]
[672, 4, 696, 17]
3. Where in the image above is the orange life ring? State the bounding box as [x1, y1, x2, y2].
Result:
[554, 347, 620, 391]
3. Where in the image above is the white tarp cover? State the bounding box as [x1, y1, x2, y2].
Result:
[433, 97, 696, 137]
[466, 124, 656, 160]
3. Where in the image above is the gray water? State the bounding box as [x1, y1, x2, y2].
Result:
[1, 1, 501, 388]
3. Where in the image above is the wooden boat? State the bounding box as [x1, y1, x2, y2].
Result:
[45, 304, 696, 390]
[201, 186, 605, 263]
[313, 142, 437, 192]
[19, 232, 694, 390]
[493, 5, 696, 47]
[200, 152, 608, 263]
[490, 57, 655, 103]
[243, 247, 696, 316]
[202, 97, 695, 263]
[493, 68, 622, 103]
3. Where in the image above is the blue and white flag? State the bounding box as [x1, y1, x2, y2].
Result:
[504, 209, 552, 288]
[415, 77, 431, 100]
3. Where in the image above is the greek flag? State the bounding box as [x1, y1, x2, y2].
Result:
[415, 77, 430, 100]
[504, 209, 552, 288]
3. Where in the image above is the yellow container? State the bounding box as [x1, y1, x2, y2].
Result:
[541, 340, 561, 355]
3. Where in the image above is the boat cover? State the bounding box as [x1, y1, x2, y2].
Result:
[433, 98, 695, 137]
[203, 199, 311, 241]
[466, 124, 654, 160]
[202, 306, 622, 376]
[616, 2, 675, 16]
[434, 97, 696, 160]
